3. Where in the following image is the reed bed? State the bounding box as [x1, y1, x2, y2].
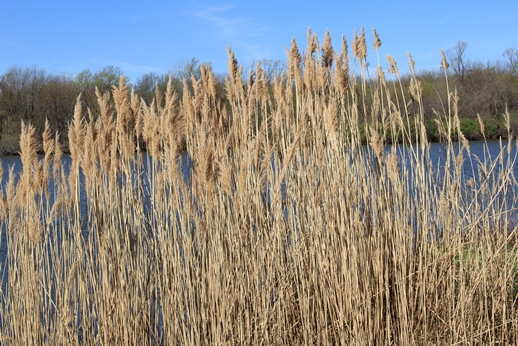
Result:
[1, 28, 518, 345]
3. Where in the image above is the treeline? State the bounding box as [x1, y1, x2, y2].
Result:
[0, 65, 123, 154]
[0, 43, 517, 154]
[402, 43, 518, 141]
[0, 58, 286, 154]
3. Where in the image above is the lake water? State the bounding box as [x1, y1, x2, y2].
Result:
[0, 140, 517, 292]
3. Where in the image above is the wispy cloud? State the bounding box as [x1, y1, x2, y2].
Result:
[196, 4, 242, 41]
[195, 4, 277, 64]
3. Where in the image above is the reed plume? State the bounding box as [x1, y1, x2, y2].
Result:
[352, 27, 367, 63]
[334, 34, 350, 94]
[287, 37, 302, 87]
[373, 28, 382, 51]
[322, 29, 334, 69]
[440, 48, 450, 70]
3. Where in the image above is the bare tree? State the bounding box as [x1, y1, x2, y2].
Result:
[0, 66, 79, 152]
[446, 41, 469, 82]
[503, 47, 518, 73]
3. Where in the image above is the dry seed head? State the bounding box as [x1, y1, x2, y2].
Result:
[27, 213, 42, 243]
[114, 78, 132, 139]
[69, 94, 85, 163]
[19, 121, 38, 171]
[387, 148, 400, 182]
[0, 195, 5, 220]
[108, 146, 119, 186]
[5, 167, 15, 207]
[334, 34, 349, 93]
[193, 82, 205, 124]
[238, 161, 248, 192]
[154, 82, 164, 110]
[42, 118, 53, 158]
[386, 55, 399, 75]
[82, 122, 96, 180]
[201, 93, 212, 124]
[373, 28, 382, 51]
[340, 34, 349, 64]
[287, 38, 302, 81]
[206, 66, 219, 99]
[352, 27, 367, 62]
[130, 88, 141, 120]
[409, 78, 421, 101]
[165, 77, 175, 110]
[223, 75, 235, 105]
[376, 66, 386, 85]
[303, 54, 316, 90]
[227, 46, 240, 85]
[248, 64, 256, 88]
[255, 62, 269, 102]
[150, 120, 161, 157]
[204, 148, 217, 184]
[407, 52, 416, 74]
[113, 75, 129, 111]
[306, 28, 318, 57]
[165, 85, 180, 127]
[96, 87, 113, 126]
[440, 49, 449, 70]
[253, 132, 263, 169]
[34, 161, 44, 192]
[140, 102, 153, 144]
[200, 63, 210, 92]
[42, 121, 53, 188]
[477, 114, 486, 137]
[316, 60, 329, 88]
[369, 124, 384, 161]
[181, 79, 193, 118]
[334, 55, 347, 93]
[322, 29, 334, 68]
[218, 160, 233, 197]
[326, 98, 339, 132]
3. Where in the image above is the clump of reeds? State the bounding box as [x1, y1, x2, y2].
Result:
[0, 28, 518, 345]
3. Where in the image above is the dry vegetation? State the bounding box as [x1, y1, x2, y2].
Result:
[1, 28, 518, 345]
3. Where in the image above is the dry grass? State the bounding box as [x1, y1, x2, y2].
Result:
[1, 29, 518, 345]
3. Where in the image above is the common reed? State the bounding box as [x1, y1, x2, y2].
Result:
[1, 29, 518, 345]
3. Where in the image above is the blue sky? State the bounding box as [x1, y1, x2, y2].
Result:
[1, 0, 517, 83]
